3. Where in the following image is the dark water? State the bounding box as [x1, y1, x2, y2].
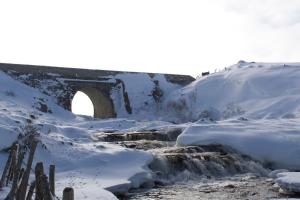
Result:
[125, 174, 281, 200]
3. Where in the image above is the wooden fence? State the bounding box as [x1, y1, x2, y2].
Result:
[0, 138, 74, 200]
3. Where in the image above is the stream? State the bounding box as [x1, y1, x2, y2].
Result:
[92, 128, 284, 200]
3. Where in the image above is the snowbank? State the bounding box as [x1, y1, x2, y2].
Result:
[166, 62, 300, 122]
[276, 172, 300, 193]
[173, 62, 300, 170]
[177, 119, 300, 170]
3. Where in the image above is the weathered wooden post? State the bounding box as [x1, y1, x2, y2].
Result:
[49, 165, 55, 196]
[25, 181, 35, 200]
[63, 187, 74, 200]
[35, 162, 53, 200]
[5, 149, 24, 200]
[41, 174, 53, 200]
[35, 162, 44, 200]
[17, 139, 38, 200]
[18, 168, 25, 181]
[0, 147, 14, 189]
[7, 145, 18, 185]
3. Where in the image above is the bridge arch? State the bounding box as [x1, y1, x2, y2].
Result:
[71, 87, 115, 118]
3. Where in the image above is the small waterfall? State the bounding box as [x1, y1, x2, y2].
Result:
[148, 145, 269, 184]
[92, 129, 271, 197]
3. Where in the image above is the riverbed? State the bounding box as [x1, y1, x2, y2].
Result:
[125, 174, 281, 200]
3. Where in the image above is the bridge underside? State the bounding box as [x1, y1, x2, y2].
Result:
[73, 87, 116, 118]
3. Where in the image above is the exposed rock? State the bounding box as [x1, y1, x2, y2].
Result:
[92, 131, 172, 142]
[117, 140, 173, 150]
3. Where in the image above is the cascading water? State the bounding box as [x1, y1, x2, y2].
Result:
[148, 145, 269, 184]
[92, 129, 277, 199]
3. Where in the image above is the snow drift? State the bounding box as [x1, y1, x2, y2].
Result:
[166, 61, 300, 122]
[173, 61, 300, 170]
[177, 119, 300, 170]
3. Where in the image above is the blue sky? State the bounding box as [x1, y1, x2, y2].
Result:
[0, 0, 299, 77]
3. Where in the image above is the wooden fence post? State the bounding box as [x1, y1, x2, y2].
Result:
[25, 181, 35, 200]
[41, 174, 53, 200]
[63, 187, 74, 200]
[0, 147, 14, 189]
[17, 139, 38, 200]
[49, 165, 55, 196]
[7, 145, 18, 185]
[35, 162, 53, 200]
[5, 149, 24, 200]
[18, 168, 25, 181]
[35, 162, 44, 200]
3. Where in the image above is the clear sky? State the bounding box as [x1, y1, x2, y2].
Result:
[1, 0, 300, 77]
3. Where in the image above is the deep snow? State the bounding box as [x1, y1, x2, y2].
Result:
[171, 62, 300, 170]
[0, 71, 164, 199]
[2, 61, 300, 198]
[177, 119, 300, 170]
[166, 62, 300, 122]
[276, 172, 300, 193]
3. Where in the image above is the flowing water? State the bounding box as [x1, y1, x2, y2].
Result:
[125, 174, 280, 200]
[93, 129, 284, 200]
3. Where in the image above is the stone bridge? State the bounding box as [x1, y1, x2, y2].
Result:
[0, 63, 194, 118]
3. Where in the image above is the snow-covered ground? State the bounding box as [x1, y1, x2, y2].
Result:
[2, 61, 300, 198]
[0, 71, 172, 199]
[276, 172, 300, 194]
[169, 62, 300, 170]
[166, 61, 300, 122]
[177, 118, 300, 170]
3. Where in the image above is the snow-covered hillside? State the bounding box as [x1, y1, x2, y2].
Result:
[2, 61, 300, 199]
[169, 61, 300, 170]
[166, 61, 300, 122]
[0, 71, 169, 199]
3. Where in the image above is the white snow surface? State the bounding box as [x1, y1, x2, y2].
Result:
[166, 62, 300, 122]
[269, 169, 289, 179]
[3, 62, 300, 198]
[173, 62, 300, 170]
[177, 119, 300, 170]
[111, 73, 181, 120]
[276, 172, 300, 193]
[0, 71, 170, 199]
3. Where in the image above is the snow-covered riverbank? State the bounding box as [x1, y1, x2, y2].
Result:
[2, 61, 300, 199]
